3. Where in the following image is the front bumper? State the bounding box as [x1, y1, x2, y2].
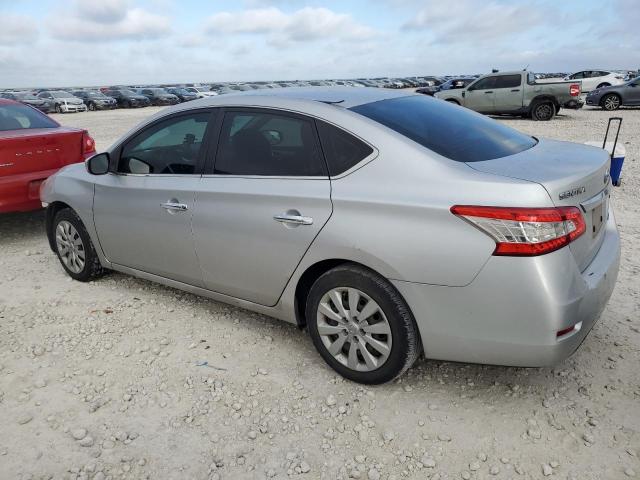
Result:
[393, 206, 620, 367]
[585, 95, 601, 106]
[59, 103, 87, 113]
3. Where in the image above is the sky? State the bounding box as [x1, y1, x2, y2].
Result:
[0, 0, 637, 88]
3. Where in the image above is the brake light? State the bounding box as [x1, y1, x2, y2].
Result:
[82, 131, 96, 155]
[450, 205, 586, 256]
[569, 84, 580, 96]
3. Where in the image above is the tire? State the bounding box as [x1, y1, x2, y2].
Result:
[53, 208, 105, 282]
[306, 264, 421, 384]
[531, 100, 555, 121]
[126, 100, 132, 108]
[88, 102, 96, 111]
[596, 82, 611, 89]
[601, 93, 621, 111]
[55, 103, 63, 114]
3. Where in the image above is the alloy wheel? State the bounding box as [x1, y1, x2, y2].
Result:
[535, 103, 553, 120]
[316, 287, 392, 372]
[55, 220, 85, 274]
[603, 95, 620, 111]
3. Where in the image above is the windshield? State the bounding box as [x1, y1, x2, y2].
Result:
[86, 91, 105, 98]
[120, 89, 136, 95]
[50, 91, 74, 98]
[0, 103, 58, 131]
[350, 95, 537, 162]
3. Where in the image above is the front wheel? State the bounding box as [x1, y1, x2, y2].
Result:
[53, 209, 105, 282]
[531, 100, 555, 121]
[601, 93, 621, 111]
[88, 102, 96, 111]
[306, 264, 421, 384]
[55, 103, 63, 114]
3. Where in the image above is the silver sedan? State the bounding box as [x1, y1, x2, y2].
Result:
[41, 88, 620, 384]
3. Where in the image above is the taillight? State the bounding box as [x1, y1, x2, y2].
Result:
[569, 84, 580, 96]
[82, 131, 96, 155]
[450, 205, 586, 256]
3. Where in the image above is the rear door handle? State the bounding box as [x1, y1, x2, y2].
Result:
[274, 214, 313, 226]
[161, 202, 188, 211]
[511, 89, 520, 92]
[484, 91, 494, 94]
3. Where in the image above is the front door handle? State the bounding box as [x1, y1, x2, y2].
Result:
[274, 214, 313, 226]
[484, 91, 494, 94]
[161, 202, 188, 211]
[511, 89, 520, 92]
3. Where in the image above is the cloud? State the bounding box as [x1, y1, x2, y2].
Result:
[403, 0, 546, 43]
[75, 0, 130, 24]
[0, 14, 38, 45]
[205, 7, 376, 44]
[49, 6, 171, 41]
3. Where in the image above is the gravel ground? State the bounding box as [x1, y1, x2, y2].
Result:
[1, 105, 639, 480]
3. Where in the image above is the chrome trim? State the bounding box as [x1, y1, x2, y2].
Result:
[161, 202, 189, 211]
[580, 187, 609, 212]
[273, 214, 313, 226]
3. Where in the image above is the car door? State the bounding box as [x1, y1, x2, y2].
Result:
[492, 74, 524, 111]
[463, 76, 497, 113]
[192, 108, 333, 306]
[92, 109, 216, 286]
[625, 79, 640, 104]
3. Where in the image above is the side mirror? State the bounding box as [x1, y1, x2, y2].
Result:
[86, 152, 110, 175]
[263, 129, 283, 145]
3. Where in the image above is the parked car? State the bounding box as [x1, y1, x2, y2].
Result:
[41, 88, 619, 384]
[166, 88, 198, 103]
[72, 91, 117, 111]
[184, 86, 217, 98]
[435, 70, 582, 120]
[0, 98, 95, 213]
[37, 90, 87, 113]
[138, 88, 180, 106]
[586, 76, 640, 110]
[417, 78, 475, 96]
[103, 89, 151, 108]
[1, 91, 53, 112]
[563, 70, 626, 92]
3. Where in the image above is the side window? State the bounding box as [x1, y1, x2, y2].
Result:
[469, 76, 496, 90]
[570, 72, 584, 79]
[214, 110, 326, 177]
[317, 121, 373, 176]
[119, 112, 211, 175]
[494, 75, 521, 89]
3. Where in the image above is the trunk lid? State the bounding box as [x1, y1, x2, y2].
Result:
[467, 138, 611, 271]
[0, 127, 85, 177]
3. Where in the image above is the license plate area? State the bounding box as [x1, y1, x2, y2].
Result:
[592, 201, 604, 238]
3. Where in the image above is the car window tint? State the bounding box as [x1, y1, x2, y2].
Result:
[470, 76, 496, 90]
[119, 112, 211, 175]
[494, 75, 521, 89]
[317, 121, 373, 176]
[0, 104, 57, 131]
[214, 110, 326, 176]
[351, 95, 537, 163]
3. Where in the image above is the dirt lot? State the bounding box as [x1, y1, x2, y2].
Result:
[1, 105, 639, 480]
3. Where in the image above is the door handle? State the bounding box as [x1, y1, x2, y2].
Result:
[161, 202, 188, 211]
[484, 91, 494, 94]
[273, 214, 313, 226]
[511, 89, 520, 92]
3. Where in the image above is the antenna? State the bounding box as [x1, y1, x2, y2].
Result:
[523, 64, 530, 71]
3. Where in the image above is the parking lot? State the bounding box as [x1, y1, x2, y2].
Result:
[1, 106, 639, 479]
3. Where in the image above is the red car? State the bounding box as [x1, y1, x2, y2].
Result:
[0, 98, 96, 213]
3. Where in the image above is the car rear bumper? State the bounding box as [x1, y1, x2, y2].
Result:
[0, 168, 61, 213]
[393, 206, 620, 367]
[562, 99, 584, 109]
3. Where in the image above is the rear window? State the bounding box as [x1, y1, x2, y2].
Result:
[0, 104, 57, 131]
[350, 95, 537, 162]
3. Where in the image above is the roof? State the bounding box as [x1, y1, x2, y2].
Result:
[192, 86, 414, 110]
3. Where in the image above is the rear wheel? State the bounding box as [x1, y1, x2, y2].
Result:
[88, 102, 96, 111]
[531, 100, 555, 121]
[55, 103, 63, 114]
[306, 264, 421, 384]
[53, 209, 105, 282]
[601, 93, 621, 111]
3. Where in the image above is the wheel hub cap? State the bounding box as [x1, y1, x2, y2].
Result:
[55, 220, 85, 274]
[316, 287, 392, 372]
